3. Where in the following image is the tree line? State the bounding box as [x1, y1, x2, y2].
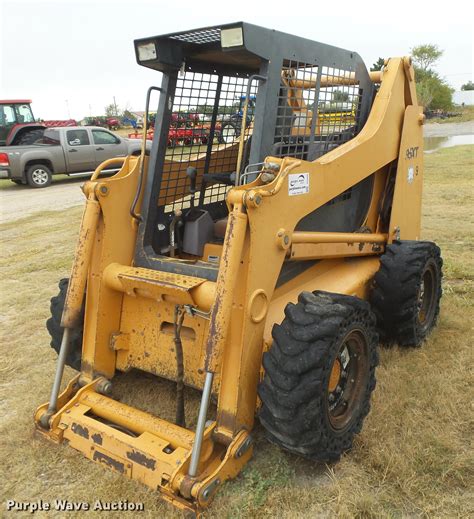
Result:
[371, 44, 469, 111]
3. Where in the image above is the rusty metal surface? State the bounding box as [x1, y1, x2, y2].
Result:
[115, 294, 211, 390]
[204, 209, 248, 373]
[103, 263, 208, 305]
[61, 196, 100, 328]
[37, 381, 252, 515]
[61, 402, 188, 489]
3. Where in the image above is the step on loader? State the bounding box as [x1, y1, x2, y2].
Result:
[35, 22, 443, 515]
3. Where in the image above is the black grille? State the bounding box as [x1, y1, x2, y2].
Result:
[169, 28, 221, 45]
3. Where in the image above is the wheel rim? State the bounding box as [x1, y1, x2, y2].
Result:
[31, 168, 49, 185]
[222, 126, 236, 143]
[417, 260, 437, 332]
[326, 329, 369, 431]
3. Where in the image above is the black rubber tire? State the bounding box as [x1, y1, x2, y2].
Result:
[16, 128, 44, 145]
[371, 241, 442, 347]
[258, 291, 378, 461]
[25, 163, 52, 188]
[46, 278, 84, 371]
[218, 122, 240, 144]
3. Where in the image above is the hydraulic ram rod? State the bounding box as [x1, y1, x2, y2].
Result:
[40, 328, 71, 428]
[188, 371, 214, 477]
[288, 70, 382, 89]
[61, 195, 101, 328]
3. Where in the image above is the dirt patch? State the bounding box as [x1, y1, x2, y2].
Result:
[0, 179, 85, 223]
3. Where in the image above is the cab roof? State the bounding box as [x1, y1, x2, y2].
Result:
[134, 21, 359, 75]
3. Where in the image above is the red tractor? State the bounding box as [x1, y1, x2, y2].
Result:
[0, 100, 76, 146]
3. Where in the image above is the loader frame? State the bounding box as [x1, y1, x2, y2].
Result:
[35, 23, 424, 515]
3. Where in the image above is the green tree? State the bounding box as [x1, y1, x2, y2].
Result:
[415, 68, 454, 110]
[371, 57, 385, 71]
[410, 44, 452, 110]
[411, 44, 443, 72]
[196, 104, 215, 115]
[332, 90, 350, 102]
[105, 103, 122, 117]
[461, 80, 474, 91]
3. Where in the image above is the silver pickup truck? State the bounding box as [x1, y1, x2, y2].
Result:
[0, 126, 150, 187]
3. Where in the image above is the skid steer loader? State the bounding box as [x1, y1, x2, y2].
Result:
[35, 22, 442, 515]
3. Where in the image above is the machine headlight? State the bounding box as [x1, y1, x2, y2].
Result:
[221, 27, 243, 48]
[138, 42, 157, 61]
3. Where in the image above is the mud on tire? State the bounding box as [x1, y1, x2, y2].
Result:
[258, 291, 378, 461]
[46, 278, 84, 371]
[371, 240, 442, 347]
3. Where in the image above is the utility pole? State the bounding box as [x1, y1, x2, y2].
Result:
[113, 96, 118, 116]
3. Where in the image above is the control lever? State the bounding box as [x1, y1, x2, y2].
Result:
[186, 167, 197, 208]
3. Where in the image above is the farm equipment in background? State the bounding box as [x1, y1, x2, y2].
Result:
[218, 94, 256, 144]
[84, 116, 121, 130]
[0, 100, 76, 146]
[35, 22, 442, 516]
[128, 112, 214, 147]
[168, 112, 212, 147]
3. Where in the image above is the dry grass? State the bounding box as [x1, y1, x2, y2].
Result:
[1, 146, 473, 518]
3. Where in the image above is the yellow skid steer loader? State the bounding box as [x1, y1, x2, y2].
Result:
[35, 22, 442, 515]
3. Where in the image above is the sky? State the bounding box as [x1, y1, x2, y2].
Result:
[1, 0, 472, 120]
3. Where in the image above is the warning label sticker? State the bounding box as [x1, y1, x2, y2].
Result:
[288, 173, 310, 196]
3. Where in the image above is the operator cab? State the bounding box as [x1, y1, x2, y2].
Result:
[133, 22, 375, 280]
[0, 100, 36, 145]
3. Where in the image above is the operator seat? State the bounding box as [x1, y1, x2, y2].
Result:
[213, 218, 228, 239]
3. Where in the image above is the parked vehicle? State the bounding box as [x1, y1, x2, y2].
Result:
[128, 112, 216, 147]
[0, 126, 150, 187]
[0, 100, 76, 146]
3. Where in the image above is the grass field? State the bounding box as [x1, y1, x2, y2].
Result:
[0, 146, 473, 518]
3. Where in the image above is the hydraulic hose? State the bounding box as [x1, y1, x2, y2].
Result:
[173, 305, 186, 428]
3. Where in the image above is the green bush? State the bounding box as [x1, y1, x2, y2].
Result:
[415, 68, 454, 110]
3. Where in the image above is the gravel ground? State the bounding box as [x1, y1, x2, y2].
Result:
[0, 178, 85, 223]
[423, 120, 474, 137]
[1, 121, 472, 223]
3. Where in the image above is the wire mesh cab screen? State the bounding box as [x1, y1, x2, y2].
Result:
[273, 60, 363, 161]
[158, 70, 257, 217]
